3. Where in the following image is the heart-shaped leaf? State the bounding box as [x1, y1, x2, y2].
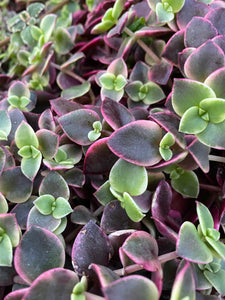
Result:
[34, 194, 55, 215]
[179, 106, 208, 134]
[196, 202, 214, 236]
[204, 269, 225, 296]
[15, 121, 39, 149]
[109, 158, 148, 196]
[120, 192, 145, 222]
[52, 197, 73, 219]
[176, 221, 213, 264]
[15, 225, 65, 284]
[199, 98, 225, 124]
[107, 120, 162, 166]
[156, 3, 174, 23]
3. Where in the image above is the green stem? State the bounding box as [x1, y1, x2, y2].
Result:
[51, 62, 95, 104]
[208, 155, 225, 164]
[123, 27, 161, 64]
[114, 251, 178, 276]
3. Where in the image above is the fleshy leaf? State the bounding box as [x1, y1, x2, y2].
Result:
[120, 192, 145, 222]
[112, 0, 126, 20]
[27, 2, 45, 18]
[171, 168, 199, 198]
[0, 111, 12, 140]
[204, 269, 225, 296]
[34, 194, 55, 215]
[102, 275, 159, 300]
[21, 153, 42, 180]
[0, 234, 12, 267]
[162, 0, 185, 13]
[15, 121, 39, 149]
[196, 202, 214, 236]
[176, 221, 213, 264]
[170, 263, 195, 300]
[61, 82, 91, 100]
[36, 129, 59, 159]
[156, 3, 174, 23]
[52, 197, 73, 219]
[54, 27, 74, 54]
[196, 121, 225, 149]
[120, 231, 160, 271]
[107, 120, 162, 166]
[205, 237, 225, 259]
[40, 14, 57, 43]
[172, 79, 216, 116]
[0, 193, 8, 213]
[99, 73, 116, 90]
[109, 158, 148, 196]
[14, 225, 65, 284]
[179, 106, 208, 134]
[199, 98, 225, 124]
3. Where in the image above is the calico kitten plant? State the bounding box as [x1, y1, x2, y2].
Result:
[1, 0, 225, 299]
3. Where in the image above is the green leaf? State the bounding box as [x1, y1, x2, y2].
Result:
[61, 81, 91, 100]
[170, 263, 195, 300]
[34, 194, 55, 215]
[15, 121, 39, 149]
[121, 192, 145, 222]
[160, 132, 175, 148]
[205, 237, 225, 260]
[55, 148, 67, 163]
[196, 202, 214, 236]
[114, 74, 127, 92]
[27, 2, 45, 18]
[109, 159, 148, 196]
[176, 221, 213, 264]
[21, 153, 42, 180]
[0, 110, 11, 140]
[102, 8, 115, 22]
[91, 20, 115, 34]
[204, 269, 225, 295]
[52, 197, 73, 219]
[171, 168, 199, 198]
[172, 79, 216, 116]
[94, 180, 116, 206]
[199, 98, 225, 124]
[179, 106, 208, 134]
[99, 73, 115, 90]
[18, 145, 40, 159]
[142, 82, 165, 105]
[8, 81, 30, 98]
[40, 14, 57, 42]
[54, 27, 74, 55]
[0, 194, 8, 214]
[88, 131, 101, 142]
[156, 3, 174, 23]
[112, 0, 126, 20]
[159, 147, 173, 161]
[0, 234, 12, 267]
[125, 81, 143, 102]
[161, 0, 185, 13]
[30, 25, 43, 41]
[206, 228, 220, 241]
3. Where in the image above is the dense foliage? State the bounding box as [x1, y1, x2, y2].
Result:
[1, 0, 225, 299]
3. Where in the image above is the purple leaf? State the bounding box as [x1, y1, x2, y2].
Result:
[176, 0, 210, 30]
[135, 26, 171, 38]
[84, 137, 118, 174]
[184, 41, 225, 82]
[22, 268, 79, 300]
[14, 226, 65, 284]
[120, 231, 160, 272]
[36, 129, 59, 159]
[38, 109, 56, 131]
[107, 120, 162, 166]
[101, 98, 135, 130]
[184, 17, 217, 48]
[71, 220, 113, 276]
[63, 167, 85, 188]
[162, 30, 185, 66]
[4, 288, 29, 300]
[102, 275, 159, 300]
[58, 109, 100, 146]
[50, 98, 83, 116]
[206, 7, 225, 35]
[71, 205, 96, 225]
[148, 58, 173, 85]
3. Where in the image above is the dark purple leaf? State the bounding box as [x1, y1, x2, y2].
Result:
[58, 109, 100, 146]
[162, 30, 185, 66]
[101, 98, 135, 130]
[22, 268, 78, 300]
[36, 129, 59, 159]
[107, 120, 162, 166]
[50, 98, 83, 116]
[71, 220, 113, 276]
[8, 109, 26, 144]
[11, 196, 35, 229]
[0, 167, 33, 203]
[184, 17, 217, 48]
[4, 288, 29, 300]
[0, 265, 16, 287]
[100, 200, 140, 233]
[84, 137, 118, 174]
[178, 47, 195, 75]
[63, 167, 85, 188]
[129, 61, 149, 83]
[38, 109, 56, 131]
[107, 12, 129, 38]
[148, 58, 173, 85]
[71, 205, 95, 225]
[184, 41, 225, 82]
[212, 35, 225, 54]
[176, 0, 210, 30]
[206, 7, 225, 35]
[14, 226, 65, 284]
[135, 26, 171, 38]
